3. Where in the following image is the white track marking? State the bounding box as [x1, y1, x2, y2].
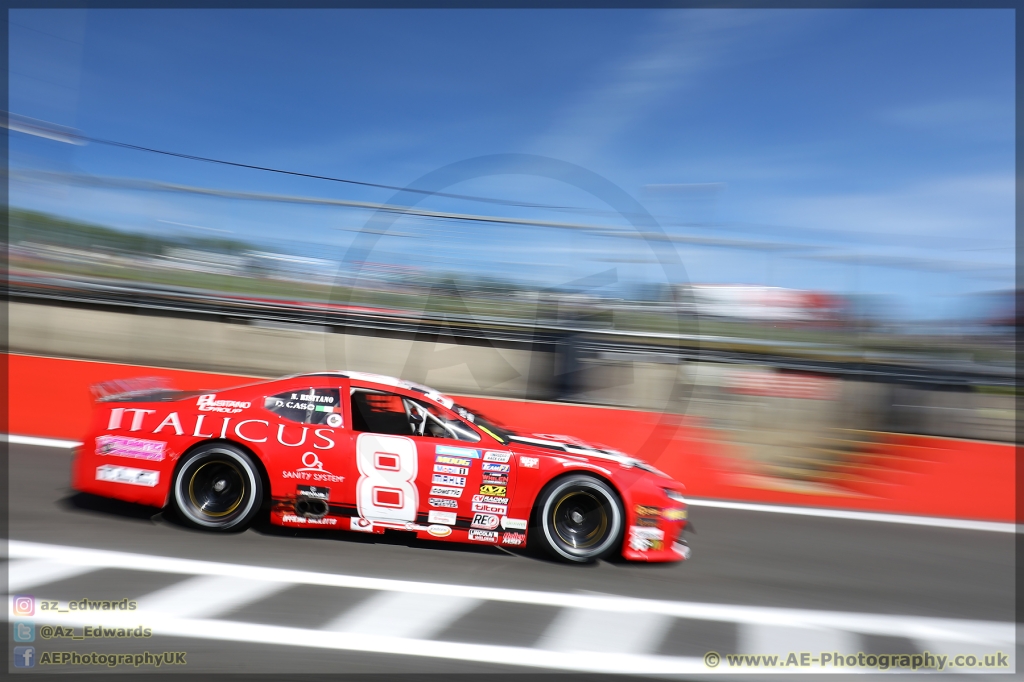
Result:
[9, 606, 1015, 675]
[326, 591, 481, 639]
[4, 434, 80, 448]
[538, 608, 674, 654]
[740, 624, 856, 656]
[4, 433, 1013, 532]
[135, 575, 290, 619]
[7, 604, 716, 675]
[7, 559, 98, 592]
[685, 498, 1017, 533]
[6, 541, 1014, 647]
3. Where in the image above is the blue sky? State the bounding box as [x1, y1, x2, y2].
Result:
[9, 9, 1015, 320]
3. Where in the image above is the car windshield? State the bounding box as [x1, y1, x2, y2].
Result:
[451, 403, 515, 445]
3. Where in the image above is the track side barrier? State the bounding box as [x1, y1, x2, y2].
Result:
[11, 353, 1013, 522]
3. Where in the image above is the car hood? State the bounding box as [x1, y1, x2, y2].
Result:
[506, 432, 673, 480]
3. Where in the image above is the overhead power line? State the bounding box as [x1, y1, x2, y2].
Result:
[16, 167, 1012, 274]
[4, 111, 580, 211]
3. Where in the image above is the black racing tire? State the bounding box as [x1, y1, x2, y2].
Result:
[172, 443, 263, 532]
[532, 474, 624, 563]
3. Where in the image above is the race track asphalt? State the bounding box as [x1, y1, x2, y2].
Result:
[5, 443, 1016, 676]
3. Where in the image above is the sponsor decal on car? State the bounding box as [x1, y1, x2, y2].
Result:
[95, 435, 166, 462]
[501, 532, 526, 546]
[481, 462, 510, 473]
[296, 485, 330, 500]
[427, 510, 457, 525]
[430, 486, 463, 498]
[479, 485, 507, 496]
[663, 508, 687, 521]
[435, 445, 481, 459]
[481, 473, 509, 486]
[403, 522, 430, 532]
[108, 410, 340, 450]
[471, 502, 507, 515]
[471, 513, 500, 530]
[282, 452, 344, 483]
[294, 392, 337, 404]
[628, 526, 665, 552]
[634, 504, 661, 526]
[269, 399, 341, 412]
[326, 413, 343, 428]
[433, 464, 470, 476]
[482, 451, 512, 463]
[467, 529, 497, 543]
[95, 465, 159, 487]
[519, 456, 539, 469]
[431, 474, 466, 487]
[197, 394, 251, 413]
[435, 455, 472, 467]
[472, 494, 509, 505]
[427, 525, 452, 538]
[350, 517, 375, 532]
[282, 514, 338, 525]
[500, 517, 528, 530]
[429, 497, 459, 508]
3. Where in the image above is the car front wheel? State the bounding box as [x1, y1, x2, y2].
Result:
[172, 443, 263, 531]
[534, 474, 624, 563]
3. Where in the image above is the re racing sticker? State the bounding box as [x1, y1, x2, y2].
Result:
[470, 513, 499, 530]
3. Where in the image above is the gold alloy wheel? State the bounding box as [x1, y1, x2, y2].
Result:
[187, 460, 245, 518]
[551, 490, 609, 549]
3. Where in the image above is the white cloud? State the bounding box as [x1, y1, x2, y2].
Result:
[530, 10, 804, 166]
[877, 98, 1012, 137]
[757, 174, 1014, 246]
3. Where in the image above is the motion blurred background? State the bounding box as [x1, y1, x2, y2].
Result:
[7, 9, 1015, 513]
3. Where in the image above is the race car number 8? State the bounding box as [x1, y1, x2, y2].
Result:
[356, 434, 418, 521]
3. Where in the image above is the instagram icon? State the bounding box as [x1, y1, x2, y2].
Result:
[13, 595, 34, 616]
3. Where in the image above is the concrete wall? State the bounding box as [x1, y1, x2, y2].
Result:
[11, 302, 1011, 452]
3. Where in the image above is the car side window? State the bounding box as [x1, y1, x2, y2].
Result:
[264, 387, 343, 426]
[350, 388, 480, 442]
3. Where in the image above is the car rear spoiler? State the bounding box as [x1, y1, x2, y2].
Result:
[90, 376, 174, 403]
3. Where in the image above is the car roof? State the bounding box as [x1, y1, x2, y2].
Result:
[283, 371, 454, 408]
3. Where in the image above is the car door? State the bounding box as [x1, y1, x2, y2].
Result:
[346, 386, 510, 530]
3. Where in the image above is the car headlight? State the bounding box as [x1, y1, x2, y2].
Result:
[663, 488, 687, 505]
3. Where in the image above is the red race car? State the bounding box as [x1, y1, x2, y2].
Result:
[71, 371, 690, 563]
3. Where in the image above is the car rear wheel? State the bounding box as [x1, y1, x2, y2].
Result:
[534, 474, 623, 563]
[172, 443, 262, 531]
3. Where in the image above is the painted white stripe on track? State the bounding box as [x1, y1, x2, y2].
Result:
[538, 608, 674, 654]
[9, 605, 1016, 675]
[135, 575, 291, 619]
[326, 591, 481, 639]
[0, 605, 799, 675]
[7, 559, 98, 593]
[4, 433, 1014, 532]
[4, 434, 80, 448]
[740, 623, 856, 658]
[685, 498, 1017, 533]
[6, 541, 1014, 646]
